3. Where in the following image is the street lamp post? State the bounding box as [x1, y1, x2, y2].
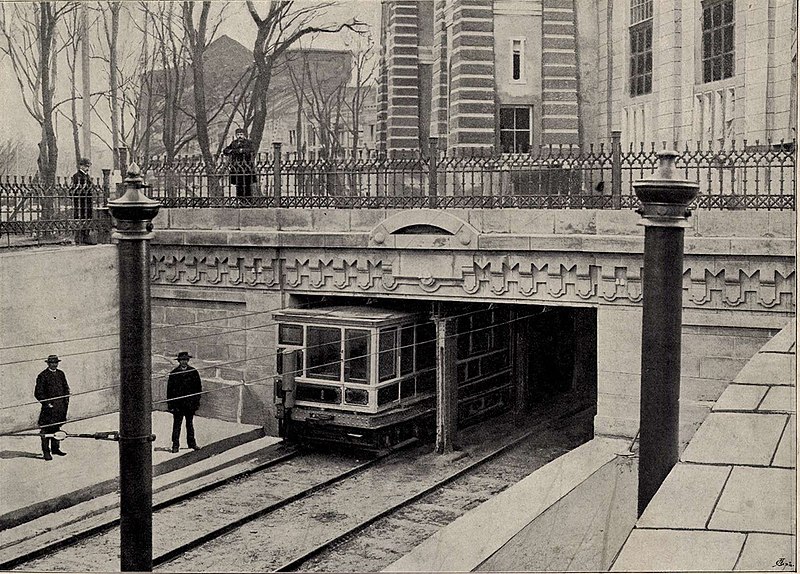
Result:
[107, 164, 161, 571]
[633, 150, 698, 517]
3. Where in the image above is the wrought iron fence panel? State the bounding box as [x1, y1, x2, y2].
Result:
[0, 177, 109, 237]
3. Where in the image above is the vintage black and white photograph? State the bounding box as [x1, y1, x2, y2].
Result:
[0, 0, 795, 572]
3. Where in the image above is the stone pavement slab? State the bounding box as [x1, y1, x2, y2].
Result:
[735, 533, 797, 571]
[759, 323, 796, 353]
[637, 464, 731, 529]
[681, 412, 788, 466]
[771, 415, 796, 468]
[0, 411, 263, 525]
[734, 353, 795, 386]
[759, 386, 796, 413]
[712, 384, 768, 411]
[611, 529, 745, 572]
[708, 466, 795, 534]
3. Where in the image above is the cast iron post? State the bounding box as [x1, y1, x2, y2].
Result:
[634, 150, 698, 517]
[107, 164, 161, 571]
[428, 136, 438, 209]
[273, 141, 282, 206]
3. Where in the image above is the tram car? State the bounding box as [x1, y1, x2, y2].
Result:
[272, 305, 515, 450]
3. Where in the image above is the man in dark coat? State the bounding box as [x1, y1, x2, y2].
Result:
[71, 157, 93, 245]
[35, 355, 70, 461]
[166, 351, 202, 453]
[222, 128, 256, 197]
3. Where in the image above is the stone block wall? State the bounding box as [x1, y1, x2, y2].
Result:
[0, 246, 120, 434]
[150, 285, 285, 433]
[595, 305, 786, 448]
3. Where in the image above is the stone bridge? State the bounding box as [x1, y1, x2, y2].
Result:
[149, 207, 795, 440]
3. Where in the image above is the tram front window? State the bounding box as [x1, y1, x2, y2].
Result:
[307, 326, 341, 380]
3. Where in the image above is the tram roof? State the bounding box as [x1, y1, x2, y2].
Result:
[273, 305, 426, 327]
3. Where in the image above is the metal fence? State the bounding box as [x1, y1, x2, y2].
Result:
[0, 136, 795, 237]
[140, 136, 796, 211]
[0, 177, 111, 239]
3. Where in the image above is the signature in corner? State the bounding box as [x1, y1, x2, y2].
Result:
[774, 558, 794, 570]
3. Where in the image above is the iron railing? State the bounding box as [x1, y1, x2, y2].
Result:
[0, 177, 111, 239]
[139, 135, 795, 211]
[0, 136, 795, 237]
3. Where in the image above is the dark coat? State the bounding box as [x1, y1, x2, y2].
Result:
[72, 169, 92, 219]
[222, 138, 256, 184]
[35, 368, 70, 428]
[166, 366, 202, 414]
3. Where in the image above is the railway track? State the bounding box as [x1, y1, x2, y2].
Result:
[14, 399, 591, 572]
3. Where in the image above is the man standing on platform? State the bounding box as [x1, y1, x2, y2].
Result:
[166, 351, 202, 453]
[35, 355, 70, 461]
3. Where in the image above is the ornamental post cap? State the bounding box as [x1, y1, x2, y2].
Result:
[107, 161, 160, 223]
[633, 149, 699, 208]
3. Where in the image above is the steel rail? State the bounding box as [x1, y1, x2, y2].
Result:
[0, 445, 298, 571]
[273, 404, 591, 572]
[152, 437, 418, 568]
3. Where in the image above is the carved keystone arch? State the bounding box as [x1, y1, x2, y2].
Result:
[370, 209, 479, 249]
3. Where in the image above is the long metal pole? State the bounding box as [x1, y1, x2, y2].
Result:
[118, 231, 153, 572]
[637, 226, 685, 516]
[108, 166, 161, 572]
[634, 150, 698, 517]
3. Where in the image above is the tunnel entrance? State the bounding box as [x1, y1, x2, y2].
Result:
[281, 295, 598, 449]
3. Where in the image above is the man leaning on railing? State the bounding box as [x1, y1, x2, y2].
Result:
[72, 157, 94, 245]
[222, 128, 256, 198]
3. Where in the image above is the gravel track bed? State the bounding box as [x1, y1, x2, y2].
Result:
[16, 403, 592, 573]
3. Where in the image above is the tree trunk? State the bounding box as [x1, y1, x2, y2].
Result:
[249, 69, 271, 152]
[185, 2, 220, 196]
[38, 2, 57, 187]
[80, 3, 91, 162]
[109, 2, 120, 167]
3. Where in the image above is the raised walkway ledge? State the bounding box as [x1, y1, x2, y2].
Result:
[384, 322, 795, 573]
[612, 321, 796, 572]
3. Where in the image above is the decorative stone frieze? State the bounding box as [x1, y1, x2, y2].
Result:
[150, 246, 795, 313]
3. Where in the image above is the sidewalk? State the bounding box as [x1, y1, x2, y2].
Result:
[612, 322, 796, 571]
[0, 411, 275, 529]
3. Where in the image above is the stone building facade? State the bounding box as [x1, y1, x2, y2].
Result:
[377, 0, 582, 153]
[377, 0, 797, 152]
[585, 0, 797, 148]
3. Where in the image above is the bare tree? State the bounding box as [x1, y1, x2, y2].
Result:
[102, 1, 122, 165]
[0, 2, 77, 184]
[64, 7, 82, 166]
[0, 138, 36, 174]
[342, 32, 376, 156]
[244, 0, 366, 151]
[287, 49, 348, 159]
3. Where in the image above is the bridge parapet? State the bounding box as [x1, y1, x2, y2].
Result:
[149, 208, 795, 440]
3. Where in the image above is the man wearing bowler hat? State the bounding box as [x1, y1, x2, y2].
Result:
[166, 352, 203, 453]
[35, 355, 70, 461]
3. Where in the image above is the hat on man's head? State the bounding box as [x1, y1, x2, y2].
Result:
[235, 128, 246, 135]
[46, 355, 61, 363]
[79, 158, 92, 167]
[176, 351, 193, 361]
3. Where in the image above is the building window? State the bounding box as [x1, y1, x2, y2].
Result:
[499, 107, 531, 153]
[629, 0, 652, 97]
[511, 39, 524, 82]
[702, 0, 734, 83]
[289, 129, 296, 145]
